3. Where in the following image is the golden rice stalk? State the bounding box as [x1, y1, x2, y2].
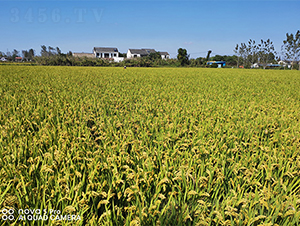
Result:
[97, 200, 110, 209]
[63, 205, 77, 214]
[188, 190, 198, 196]
[249, 215, 267, 225]
[158, 194, 166, 200]
[283, 209, 296, 218]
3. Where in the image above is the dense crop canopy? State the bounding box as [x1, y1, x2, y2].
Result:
[0, 66, 300, 225]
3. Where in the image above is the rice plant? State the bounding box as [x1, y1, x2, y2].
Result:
[0, 65, 299, 225]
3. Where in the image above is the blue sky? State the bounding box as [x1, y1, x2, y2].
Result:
[0, 0, 299, 58]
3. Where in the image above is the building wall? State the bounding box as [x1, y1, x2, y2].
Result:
[94, 51, 119, 58]
[73, 53, 95, 58]
[127, 50, 131, 59]
[127, 50, 141, 59]
[161, 55, 170, 59]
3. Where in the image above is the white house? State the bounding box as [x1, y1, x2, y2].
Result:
[127, 49, 169, 59]
[0, 57, 7, 62]
[159, 52, 170, 59]
[278, 60, 291, 68]
[251, 63, 259, 68]
[93, 47, 124, 62]
[127, 49, 154, 59]
[94, 47, 119, 58]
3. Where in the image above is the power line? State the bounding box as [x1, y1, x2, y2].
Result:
[169, 51, 209, 55]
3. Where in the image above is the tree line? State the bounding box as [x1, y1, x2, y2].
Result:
[0, 46, 215, 67]
[234, 39, 277, 69]
[0, 49, 35, 61]
[233, 30, 300, 69]
[1, 30, 299, 69]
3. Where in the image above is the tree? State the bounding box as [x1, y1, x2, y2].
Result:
[5, 51, 12, 61]
[235, 39, 276, 69]
[41, 45, 48, 56]
[148, 52, 161, 61]
[48, 46, 56, 55]
[177, 48, 189, 66]
[40, 45, 63, 58]
[196, 57, 205, 66]
[56, 47, 62, 55]
[118, 52, 126, 57]
[226, 55, 238, 66]
[282, 30, 300, 70]
[233, 44, 240, 68]
[22, 50, 29, 61]
[233, 43, 248, 68]
[233, 43, 247, 68]
[257, 39, 276, 69]
[28, 49, 35, 61]
[247, 39, 258, 65]
[189, 57, 205, 67]
[211, 55, 223, 61]
[12, 49, 20, 61]
[240, 43, 249, 68]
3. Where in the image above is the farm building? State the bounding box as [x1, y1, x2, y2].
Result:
[207, 61, 226, 67]
[94, 47, 119, 59]
[15, 57, 22, 62]
[72, 46, 169, 62]
[267, 64, 282, 68]
[93, 47, 124, 62]
[73, 53, 95, 58]
[127, 49, 170, 59]
[127, 49, 154, 58]
[159, 52, 170, 59]
[143, 49, 157, 55]
[278, 60, 292, 68]
[251, 63, 284, 68]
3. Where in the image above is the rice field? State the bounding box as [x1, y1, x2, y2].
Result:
[0, 65, 300, 225]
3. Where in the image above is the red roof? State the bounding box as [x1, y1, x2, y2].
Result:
[15, 57, 22, 59]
